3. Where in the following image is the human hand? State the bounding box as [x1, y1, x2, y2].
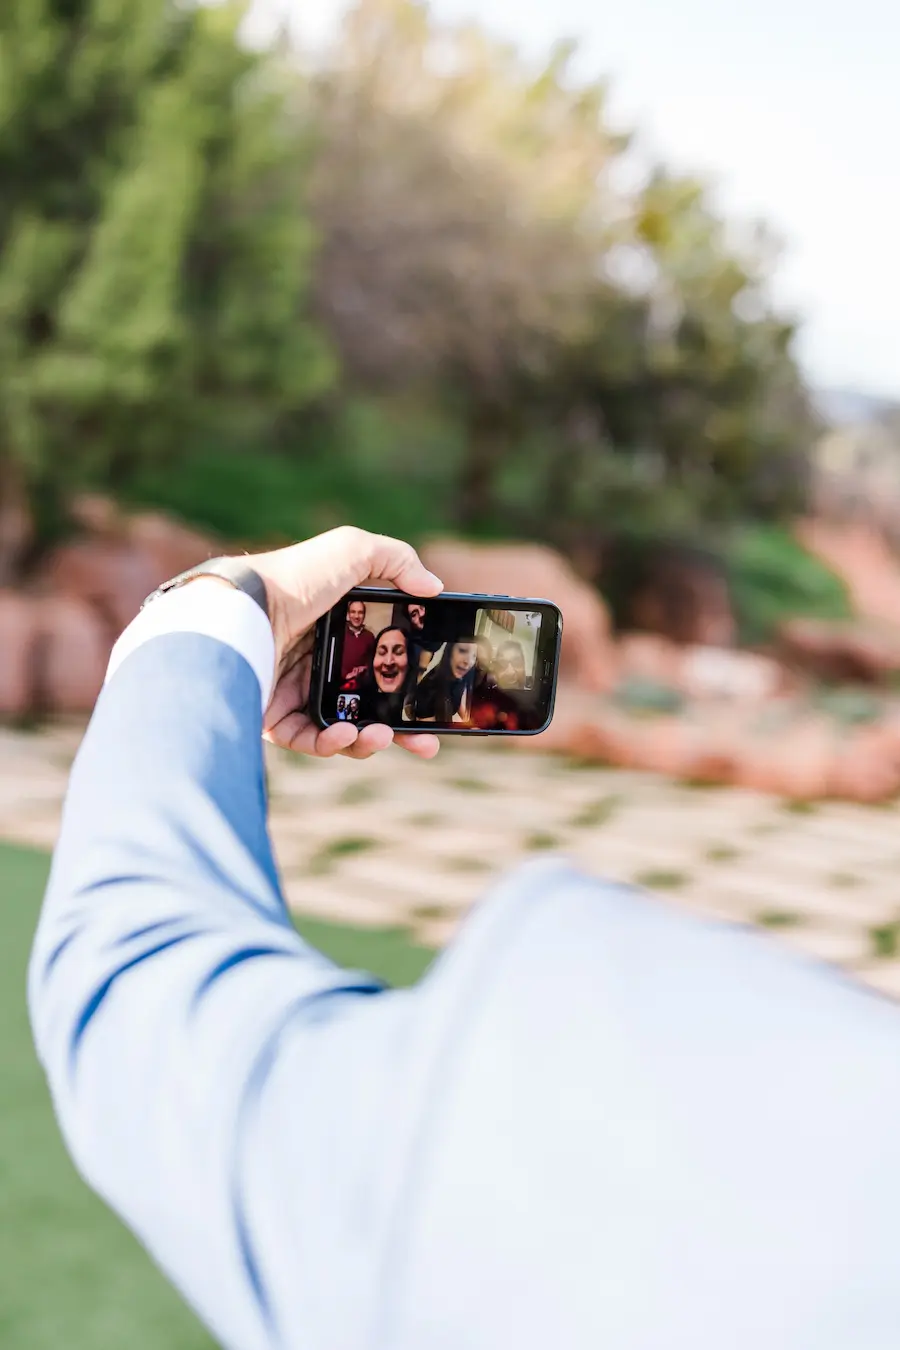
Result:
[248, 527, 444, 760]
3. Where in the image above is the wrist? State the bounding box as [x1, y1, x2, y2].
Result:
[143, 557, 269, 623]
[244, 555, 295, 670]
[110, 570, 276, 711]
[262, 580, 294, 671]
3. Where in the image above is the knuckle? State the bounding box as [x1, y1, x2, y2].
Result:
[334, 524, 366, 547]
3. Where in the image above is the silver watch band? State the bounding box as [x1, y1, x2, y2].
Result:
[141, 557, 269, 620]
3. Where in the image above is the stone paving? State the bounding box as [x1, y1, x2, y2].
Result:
[3, 722, 900, 999]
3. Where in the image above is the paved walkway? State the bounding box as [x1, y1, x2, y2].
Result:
[4, 722, 900, 999]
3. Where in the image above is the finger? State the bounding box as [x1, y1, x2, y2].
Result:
[286, 527, 444, 621]
[394, 732, 441, 759]
[359, 530, 444, 597]
[262, 712, 311, 752]
[338, 723, 394, 760]
[264, 652, 312, 731]
[265, 714, 358, 758]
[264, 689, 303, 739]
[308, 721, 361, 758]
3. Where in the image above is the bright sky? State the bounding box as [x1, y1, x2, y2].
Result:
[250, 0, 900, 398]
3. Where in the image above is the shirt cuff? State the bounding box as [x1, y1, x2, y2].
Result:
[105, 580, 276, 712]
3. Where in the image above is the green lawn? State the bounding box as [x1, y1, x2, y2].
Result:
[0, 841, 434, 1349]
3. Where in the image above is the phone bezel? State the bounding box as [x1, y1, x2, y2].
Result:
[312, 587, 563, 735]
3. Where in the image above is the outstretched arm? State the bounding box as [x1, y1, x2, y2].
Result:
[29, 529, 443, 1349]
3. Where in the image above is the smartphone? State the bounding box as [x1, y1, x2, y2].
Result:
[312, 588, 562, 734]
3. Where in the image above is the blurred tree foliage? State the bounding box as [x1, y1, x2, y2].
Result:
[305, 1, 626, 530]
[0, 0, 819, 576]
[0, 0, 332, 554]
[305, 0, 818, 545]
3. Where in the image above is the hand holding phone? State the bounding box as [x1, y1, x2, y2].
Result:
[312, 589, 562, 735]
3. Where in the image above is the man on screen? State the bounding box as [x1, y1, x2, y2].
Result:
[492, 638, 528, 690]
[340, 598, 375, 686]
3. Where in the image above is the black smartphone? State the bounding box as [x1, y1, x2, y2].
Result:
[312, 588, 562, 734]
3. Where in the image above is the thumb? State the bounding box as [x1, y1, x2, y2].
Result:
[254, 526, 444, 643]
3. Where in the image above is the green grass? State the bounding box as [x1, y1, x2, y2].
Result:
[633, 868, 689, 891]
[308, 833, 378, 873]
[757, 909, 801, 928]
[782, 799, 819, 816]
[569, 795, 621, 829]
[413, 904, 453, 922]
[870, 922, 900, 960]
[560, 755, 611, 772]
[0, 841, 433, 1350]
[524, 831, 562, 851]
[336, 781, 378, 806]
[448, 776, 492, 793]
[293, 916, 435, 984]
[705, 843, 742, 863]
[441, 856, 492, 873]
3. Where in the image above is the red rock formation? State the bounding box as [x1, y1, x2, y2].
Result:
[34, 596, 108, 714]
[616, 634, 785, 704]
[126, 512, 219, 580]
[40, 502, 220, 641]
[0, 591, 37, 718]
[40, 539, 161, 639]
[778, 617, 900, 684]
[608, 540, 736, 646]
[795, 519, 900, 627]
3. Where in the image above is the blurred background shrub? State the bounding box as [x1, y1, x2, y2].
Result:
[729, 525, 852, 645]
[0, 0, 826, 588]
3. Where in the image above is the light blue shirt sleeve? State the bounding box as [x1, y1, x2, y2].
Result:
[28, 592, 419, 1349]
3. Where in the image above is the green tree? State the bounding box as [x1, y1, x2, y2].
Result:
[0, 0, 332, 567]
[304, 0, 816, 540]
[305, 0, 627, 528]
[464, 175, 817, 556]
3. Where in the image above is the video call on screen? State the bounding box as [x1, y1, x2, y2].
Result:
[331, 597, 546, 731]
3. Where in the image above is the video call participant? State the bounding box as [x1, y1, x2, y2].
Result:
[394, 598, 448, 666]
[336, 693, 360, 723]
[339, 599, 375, 685]
[469, 634, 523, 731]
[394, 598, 430, 655]
[415, 636, 479, 724]
[493, 638, 528, 690]
[352, 626, 415, 724]
[405, 601, 427, 634]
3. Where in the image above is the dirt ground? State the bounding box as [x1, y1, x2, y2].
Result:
[3, 721, 900, 999]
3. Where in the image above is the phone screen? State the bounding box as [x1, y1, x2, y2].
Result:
[319, 591, 561, 733]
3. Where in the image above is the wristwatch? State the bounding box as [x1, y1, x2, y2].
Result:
[141, 557, 270, 619]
